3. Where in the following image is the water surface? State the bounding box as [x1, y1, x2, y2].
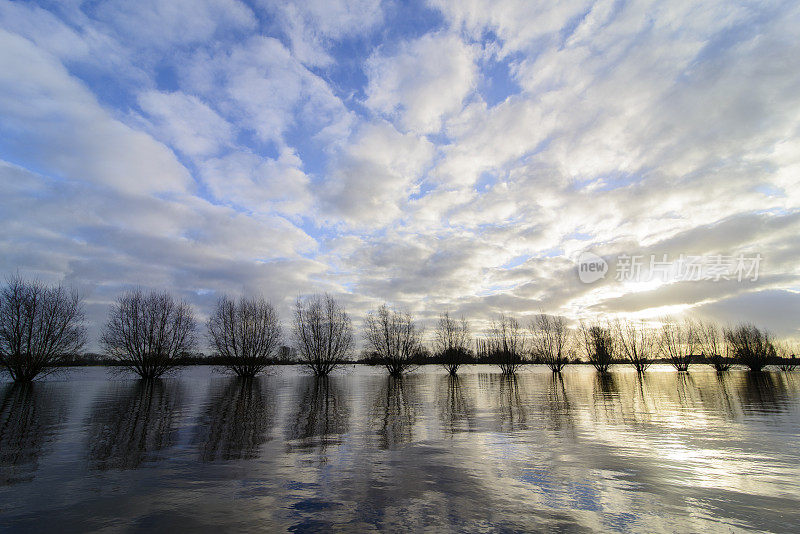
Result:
[1, 365, 799, 532]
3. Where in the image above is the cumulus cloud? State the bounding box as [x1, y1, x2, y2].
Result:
[181, 36, 353, 148]
[259, 0, 384, 66]
[86, 0, 256, 50]
[365, 32, 477, 134]
[200, 149, 313, 217]
[0, 161, 319, 347]
[430, 0, 595, 57]
[0, 30, 191, 195]
[319, 121, 435, 226]
[137, 91, 235, 157]
[1, 1, 799, 346]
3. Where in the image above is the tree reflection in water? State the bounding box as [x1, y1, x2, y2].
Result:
[372, 376, 419, 449]
[86, 379, 183, 470]
[194, 377, 275, 462]
[543, 373, 574, 433]
[436, 375, 475, 436]
[286, 376, 348, 453]
[675, 372, 698, 408]
[0, 382, 63, 485]
[736, 372, 791, 415]
[595, 371, 619, 397]
[711, 371, 738, 418]
[591, 371, 622, 422]
[488, 374, 527, 432]
[1, 367, 799, 532]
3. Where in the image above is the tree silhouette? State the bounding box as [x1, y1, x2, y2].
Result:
[102, 289, 196, 378]
[433, 311, 472, 376]
[365, 304, 422, 378]
[207, 295, 281, 377]
[293, 294, 353, 376]
[530, 313, 572, 373]
[0, 275, 85, 381]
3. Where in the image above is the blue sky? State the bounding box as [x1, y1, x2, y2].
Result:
[1, 0, 799, 346]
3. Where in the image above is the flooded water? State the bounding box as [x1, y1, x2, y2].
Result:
[1, 365, 799, 533]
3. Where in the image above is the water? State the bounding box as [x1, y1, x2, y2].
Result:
[1, 365, 799, 533]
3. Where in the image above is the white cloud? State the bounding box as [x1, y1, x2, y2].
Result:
[0, 161, 320, 348]
[429, 0, 593, 56]
[0, 1, 137, 75]
[200, 150, 313, 217]
[0, 30, 191, 195]
[88, 0, 256, 49]
[365, 32, 477, 134]
[2, 1, 800, 344]
[259, 0, 383, 66]
[320, 121, 436, 226]
[182, 36, 353, 148]
[137, 91, 235, 157]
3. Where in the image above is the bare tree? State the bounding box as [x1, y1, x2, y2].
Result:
[613, 319, 655, 373]
[292, 294, 353, 376]
[207, 295, 282, 377]
[529, 313, 572, 373]
[433, 311, 471, 376]
[776, 341, 798, 372]
[578, 321, 614, 373]
[724, 323, 775, 372]
[0, 276, 86, 381]
[659, 318, 698, 372]
[365, 304, 422, 378]
[102, 289, 196, 378]
[695, 320, 731, 372]
[488, 313, 527, 375]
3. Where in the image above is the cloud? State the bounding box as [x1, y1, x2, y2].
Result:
[429, 0, 594, 55]
[319, 121, 435, 226]
[259, 0, 384, 66]
[86, 0, 256, 50]
[0, 30, 191, 195]
[137, 91, 235, 157]
[181, 36, 353, 148]
[693, 289, 800, 337]
[199, 150, 313, 217]
[0, 1, 136, 73]
[365, 32, 477, 134]
[1, 1, 799, 345]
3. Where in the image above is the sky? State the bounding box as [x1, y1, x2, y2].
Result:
[1, 0, 799, 349]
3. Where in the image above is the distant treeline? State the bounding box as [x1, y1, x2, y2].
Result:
[1, 276, 798, 382]
[53, 350, 783, 368]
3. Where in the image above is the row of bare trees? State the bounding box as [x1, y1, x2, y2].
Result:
[473, 316, 799, 375]
[109, 291, 356, 379]
[2, 277, 798, 381]
[0, 281, 357, 380]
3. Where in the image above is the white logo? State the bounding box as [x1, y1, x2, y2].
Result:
[577, 252, 608, 284]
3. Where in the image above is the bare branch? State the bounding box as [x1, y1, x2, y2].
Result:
[724, 323, 774, 372]
[658, 317, 698, 372]
[612, 319, 654, 373]
[292, 294, 353, 376]
[0, 275, 86, 381]
[207, 295, 282, 377]
[578, 320, 614, 373]
[529, 313, 573, 373]
[696, 320, 731, 371]
[433, 311, 471, 376]
[365, 304, 422, 378]
[484, 313, 527, 375]
[102, 289, 196, 378]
